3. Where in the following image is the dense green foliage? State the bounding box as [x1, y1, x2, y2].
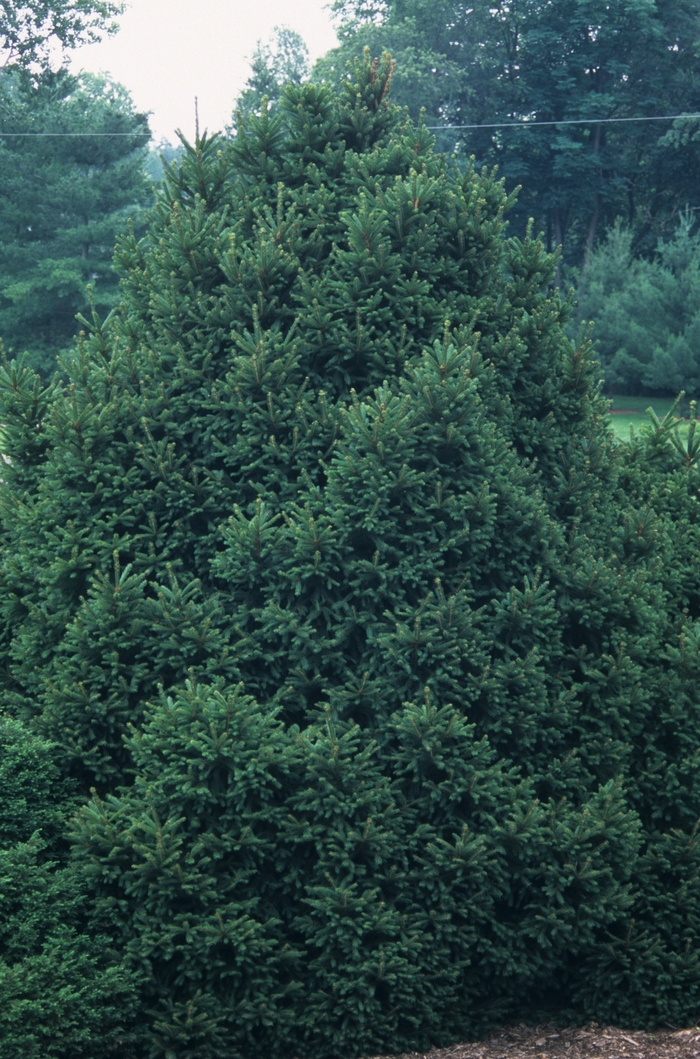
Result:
[0, 716, 144, 1058]
[572, 214, 700, 395]
[0, 67, 151, 377]
[319, 0, 700, 267]
[2, 54, 700, 1058]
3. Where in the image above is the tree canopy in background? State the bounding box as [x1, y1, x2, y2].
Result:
[0, 0, 123, 70]
[0, 0, 153, 379]
[144, 137, 185, 182]
[231, 25, 310, 124]
[0, 68, 151, 377]
[318, 0, 700, 268]
[572, 213, 700, 395]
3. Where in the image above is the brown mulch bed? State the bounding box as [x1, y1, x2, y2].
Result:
[366, 1023, 700, 1059]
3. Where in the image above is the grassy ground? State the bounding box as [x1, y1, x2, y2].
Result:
[607, 395, 692, 442]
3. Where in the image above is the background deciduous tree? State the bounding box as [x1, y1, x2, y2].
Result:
[231, 25, 310, 124]
[319, 0, 700, 268]
[0, 0, 123, 70]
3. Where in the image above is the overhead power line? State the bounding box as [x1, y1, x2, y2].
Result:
[1, 112, 699, 137]
[426, 112, 700, 130]
[0, 131, 149, 137]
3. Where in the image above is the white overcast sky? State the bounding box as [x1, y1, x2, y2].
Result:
[69, 0, 339, 142]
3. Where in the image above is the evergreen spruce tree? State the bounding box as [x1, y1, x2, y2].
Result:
[0, 716, 144, 1057]
[1, 52, 699, 1057]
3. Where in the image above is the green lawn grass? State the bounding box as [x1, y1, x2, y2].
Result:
[608, 395, 693, 442]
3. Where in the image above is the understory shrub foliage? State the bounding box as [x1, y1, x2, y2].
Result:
[1, 53, 700, 1059]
